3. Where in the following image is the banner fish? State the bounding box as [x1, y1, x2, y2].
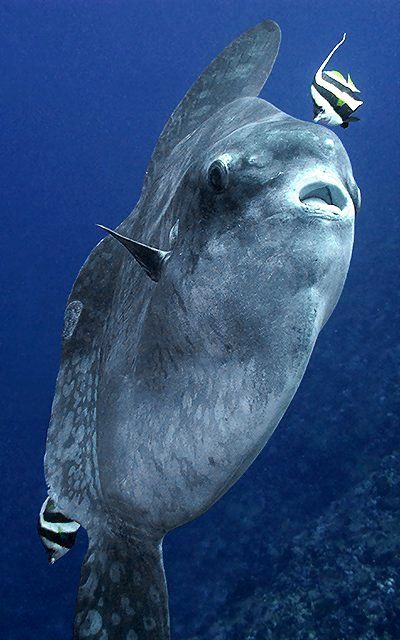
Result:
[38, 496, 80, 564]
[311, 33, 363, 128]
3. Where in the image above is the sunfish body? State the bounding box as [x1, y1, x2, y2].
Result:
[43, 20, 360, 640]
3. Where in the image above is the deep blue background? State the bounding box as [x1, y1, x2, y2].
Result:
[1, 1, 398, 638]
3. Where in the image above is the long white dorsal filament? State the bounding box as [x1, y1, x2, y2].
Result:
[316, 33, 346, 80]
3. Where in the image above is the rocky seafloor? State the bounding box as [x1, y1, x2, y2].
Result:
[187, 451, 399, 640]
[163, 248, 400, 640]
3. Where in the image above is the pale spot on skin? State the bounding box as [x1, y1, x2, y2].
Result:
[133, 570, 141, 585]
[63, 300, 83, 340]
[111, 613, 121, 625]
[120, 595, 135, 615]
[62, 381, 73, 398]
[81, 568, 98, 594]
[149, 585, 160, 603]
[109, 561, 122, 583]
[80, 609, 102, 637]
[143, 616, 156, 631]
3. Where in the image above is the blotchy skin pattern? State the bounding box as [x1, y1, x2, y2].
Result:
[44, 21, 360, 640]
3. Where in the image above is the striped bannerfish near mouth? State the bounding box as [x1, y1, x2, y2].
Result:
[311, 33, 363, 129]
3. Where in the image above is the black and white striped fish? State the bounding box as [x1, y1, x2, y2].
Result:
[38, 496, 80, 564]
[311, 33, 363, 129]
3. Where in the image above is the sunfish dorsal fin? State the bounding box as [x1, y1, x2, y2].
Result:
[143, 20, 281, 192]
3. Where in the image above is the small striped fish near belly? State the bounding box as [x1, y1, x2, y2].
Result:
[38, 496, 80, 564]
[311, 33, 363, 129]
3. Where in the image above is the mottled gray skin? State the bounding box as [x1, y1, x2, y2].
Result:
[44, 21, 360, 640]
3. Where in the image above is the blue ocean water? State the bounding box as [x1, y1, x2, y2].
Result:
[1, 1, 399, 638]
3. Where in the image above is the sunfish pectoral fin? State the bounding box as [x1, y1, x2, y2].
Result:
[97, 224, 172, 282]
[74, 529, 169, 639]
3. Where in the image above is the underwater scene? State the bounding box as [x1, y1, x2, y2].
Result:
[1, 1, 399, 639]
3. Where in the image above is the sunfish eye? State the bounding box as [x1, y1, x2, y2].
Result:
[207, 158, 230, 192]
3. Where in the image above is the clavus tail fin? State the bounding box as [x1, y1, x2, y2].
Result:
[74, 529, 169, 639]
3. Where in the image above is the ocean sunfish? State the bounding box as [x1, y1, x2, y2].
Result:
[42, 20, 360, 640]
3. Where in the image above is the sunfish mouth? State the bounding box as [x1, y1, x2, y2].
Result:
[298, 177, 353, 219]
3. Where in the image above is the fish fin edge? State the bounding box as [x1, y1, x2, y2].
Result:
[74, 529, 169, 639]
